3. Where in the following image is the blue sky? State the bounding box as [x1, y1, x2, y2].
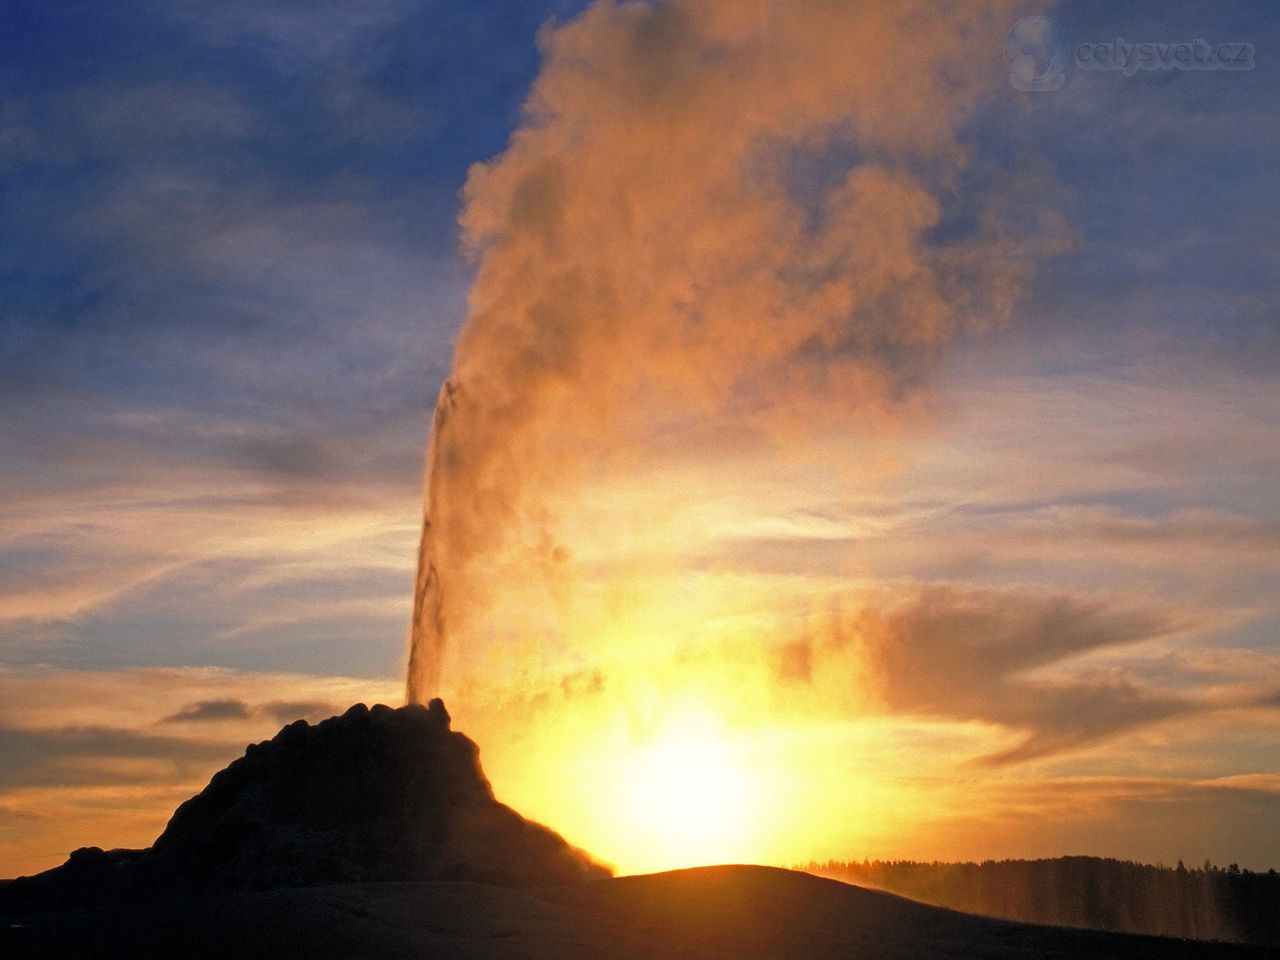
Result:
[1, 0, 589, 676]
[1, 0, 1277, 876]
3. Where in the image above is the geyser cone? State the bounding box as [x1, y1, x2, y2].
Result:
[1, 700, 609, 905]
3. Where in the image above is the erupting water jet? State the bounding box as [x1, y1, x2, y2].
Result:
[406, 379, 457, 703]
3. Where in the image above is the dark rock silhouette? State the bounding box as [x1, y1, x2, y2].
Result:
[2, 705, 1270, 959]
[1, 700, 608, 909]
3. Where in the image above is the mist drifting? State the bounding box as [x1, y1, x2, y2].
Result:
[407, 0, 1063, 702]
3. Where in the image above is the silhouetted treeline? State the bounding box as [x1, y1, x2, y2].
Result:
[804, 856, 1280, 945]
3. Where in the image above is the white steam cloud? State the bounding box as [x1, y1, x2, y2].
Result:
[407, 0, 1064, 702]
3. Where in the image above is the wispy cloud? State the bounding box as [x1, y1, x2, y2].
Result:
[160, 699, 254, 724]
[766, 583, 1226, 764]
[0, 724, 235, 789]
[160, 696, 340, 725]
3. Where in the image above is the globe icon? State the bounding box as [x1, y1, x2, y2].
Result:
[1005, 17, 1069, 91]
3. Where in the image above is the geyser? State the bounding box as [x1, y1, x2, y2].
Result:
[404, 0, 1065, 701]
[406, 380, 457, 703]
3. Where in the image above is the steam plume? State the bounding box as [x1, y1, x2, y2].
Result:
[407, 0, 1061, 702]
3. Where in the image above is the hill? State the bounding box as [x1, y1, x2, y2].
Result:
[2, 864, 1270, 959]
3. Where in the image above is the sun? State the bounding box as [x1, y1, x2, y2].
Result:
[612, 713, 759, 873]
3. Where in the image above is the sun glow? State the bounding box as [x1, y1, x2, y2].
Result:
[612, 713, 759, 873]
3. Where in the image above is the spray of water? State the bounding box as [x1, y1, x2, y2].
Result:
[406, 381, 456, 703]
[405, 0, 1065, 702]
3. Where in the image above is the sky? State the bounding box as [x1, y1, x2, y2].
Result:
[1, 0, 1278, 878]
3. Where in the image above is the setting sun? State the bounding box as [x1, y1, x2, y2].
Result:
[612, 715, 759, 873]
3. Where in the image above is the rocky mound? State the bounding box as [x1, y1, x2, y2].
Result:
[2, 700, 608, 907]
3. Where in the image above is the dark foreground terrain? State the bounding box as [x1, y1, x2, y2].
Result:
[2, 864, 1270, 960]
[3, 705, 1268, 958]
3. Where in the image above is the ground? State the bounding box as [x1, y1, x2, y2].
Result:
[2, 865, 1269, 960]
